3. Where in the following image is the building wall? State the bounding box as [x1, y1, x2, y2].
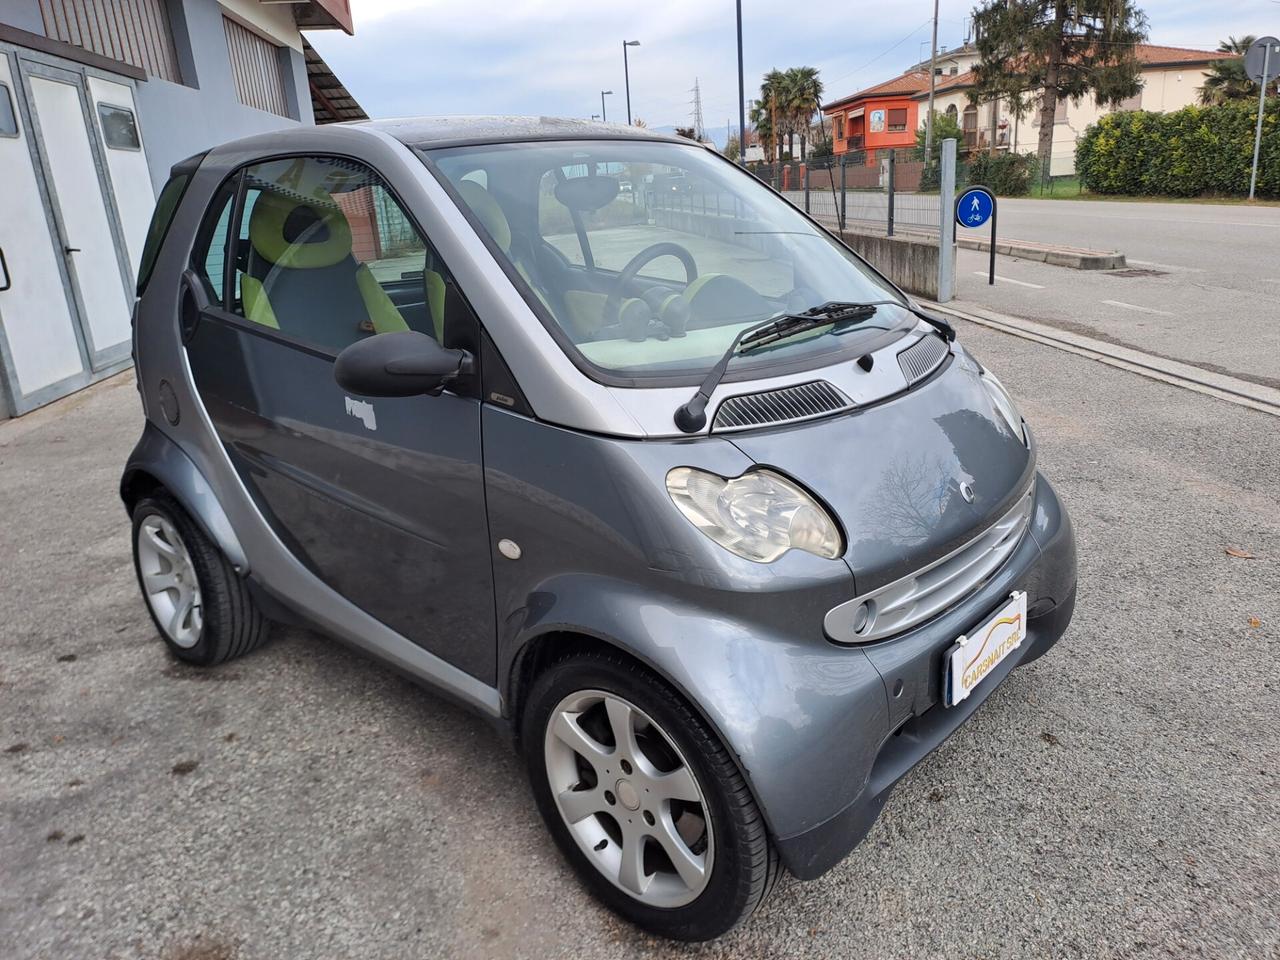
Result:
[918, 65, 1216, 175]
[5, 0, 313, 193]
[133, 0, 311, 193]
[829, 96, 919, 162]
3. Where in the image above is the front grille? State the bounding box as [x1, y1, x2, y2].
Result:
[711, 380, 852, 432]
[824, 488, 1034, 644]
[897, 333, 950, 385]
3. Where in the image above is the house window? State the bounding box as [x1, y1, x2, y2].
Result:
[38, 0, 183, 83]
[97, 103, 140, 150]
[1120, 84, 1143, 110]
[223, 15, 291, 118]
[0, 83, 17, 138]
[962, 103, 978, 149]
[887, 108, 908, 133]
[1054, 97, 1068, 123]
[945, 103, 958, 122]
[835, 116, 845, 140]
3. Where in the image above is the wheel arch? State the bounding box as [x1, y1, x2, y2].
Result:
[121, 422, 248, 574]
[505, 626, 780, 849]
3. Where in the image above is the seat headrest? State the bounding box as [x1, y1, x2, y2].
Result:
[248, 190, 353, 269]
[457, 180, 512, 253]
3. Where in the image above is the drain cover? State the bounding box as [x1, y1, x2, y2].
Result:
[1107, 268, 1169, 278]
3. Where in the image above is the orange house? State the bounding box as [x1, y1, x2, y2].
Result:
[823, 71, 930, 164]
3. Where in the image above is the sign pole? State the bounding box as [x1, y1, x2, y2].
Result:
[988, 196, 997, 286]
[1249, 42, 1272, 201]
[954, 184, 996, 287]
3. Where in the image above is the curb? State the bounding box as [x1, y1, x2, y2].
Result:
[955, 237, 1125, 270]
[923, 300, 1280, 419]
[812, 214, 1126, 271]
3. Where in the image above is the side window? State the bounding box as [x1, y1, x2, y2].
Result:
[190, 178, 236, 304]
[226, 155, 446, 354]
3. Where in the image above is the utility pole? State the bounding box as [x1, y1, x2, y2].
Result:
[924, 0, 939, 160]
[736, 0, 747, 166]
[601, 89, 612, 123]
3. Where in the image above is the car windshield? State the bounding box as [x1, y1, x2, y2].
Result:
[429, 139, 905, 381]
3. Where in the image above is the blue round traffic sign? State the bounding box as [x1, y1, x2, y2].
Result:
[956, 187, 995, 228]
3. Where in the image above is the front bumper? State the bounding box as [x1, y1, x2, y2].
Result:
[774, 473, 1077, 879]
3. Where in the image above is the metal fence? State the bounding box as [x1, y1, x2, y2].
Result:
[748, 150, 941, 237]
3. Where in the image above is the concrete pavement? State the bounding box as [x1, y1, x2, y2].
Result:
[3, 336, 1279, 958]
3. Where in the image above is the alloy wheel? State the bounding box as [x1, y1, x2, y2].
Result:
[136, 514, 203, 649]
[544, 689, 713, 908]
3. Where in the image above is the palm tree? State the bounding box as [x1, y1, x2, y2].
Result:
[751, 68, 824, 162]
[1198, 36, 1259, 105]
[784, 66, 823, 161]
[752, 70, 787, 160]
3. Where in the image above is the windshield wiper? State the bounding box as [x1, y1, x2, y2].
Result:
[673, 301, 891, 433]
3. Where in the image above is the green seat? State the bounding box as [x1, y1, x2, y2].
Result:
[241, 189, 409, 352]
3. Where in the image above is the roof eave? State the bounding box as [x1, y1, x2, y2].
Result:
[292, 0, 355, 36]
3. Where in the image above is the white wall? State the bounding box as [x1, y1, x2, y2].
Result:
[917, 65, 1217, 175]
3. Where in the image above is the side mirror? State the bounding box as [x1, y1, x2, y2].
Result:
[334, 331, 474, 398]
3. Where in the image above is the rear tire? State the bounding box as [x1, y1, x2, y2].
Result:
[131, 494, 269, 666]
[521, 650, 780, 941]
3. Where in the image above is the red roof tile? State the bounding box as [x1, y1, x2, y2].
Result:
[838, 44, 1234, 107]
[822, 71, 931, 111]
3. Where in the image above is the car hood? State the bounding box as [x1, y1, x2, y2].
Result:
[727, 353, 1035, 592]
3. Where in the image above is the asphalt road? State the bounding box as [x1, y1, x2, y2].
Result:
[796, 193, 1280, 386]
[954, 198, 1280, 389]
[3, 330, 1279, 959]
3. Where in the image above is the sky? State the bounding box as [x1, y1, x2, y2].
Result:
[309, 0, 1277, 141]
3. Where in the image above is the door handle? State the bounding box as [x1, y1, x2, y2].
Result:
[0, 247, 9, 291]
[64, 246, 81, 255]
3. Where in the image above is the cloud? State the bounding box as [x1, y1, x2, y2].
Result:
[308, 0, 1251, 131]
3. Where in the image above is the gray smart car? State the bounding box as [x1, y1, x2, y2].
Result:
[122, 117, 1076, 941]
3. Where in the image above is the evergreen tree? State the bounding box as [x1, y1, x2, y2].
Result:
[971, 0, 1148, 180]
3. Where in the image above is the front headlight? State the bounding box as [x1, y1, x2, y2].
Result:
[665, 467, 843, 562]
[979, 369, 1027, 445]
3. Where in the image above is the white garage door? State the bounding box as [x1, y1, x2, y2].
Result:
[0, 46, 146, 417]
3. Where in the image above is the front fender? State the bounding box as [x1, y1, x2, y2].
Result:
[504, 573, 890, 848]
[120, 421, 248, 573]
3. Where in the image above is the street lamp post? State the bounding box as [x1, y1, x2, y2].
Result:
[623, 41, 640, 125]
[736, 0, 746, 166]
[601, 90, 613, 123]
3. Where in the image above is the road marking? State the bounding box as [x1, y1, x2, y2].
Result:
[1127, 259, 1205, 273]
[1102, 299, 1174, 316]
[974, 272, 1044, 289]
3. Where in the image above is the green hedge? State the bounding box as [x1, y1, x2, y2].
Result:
[1076, 101, 1280, 197]
[964, 151, 1038, 196]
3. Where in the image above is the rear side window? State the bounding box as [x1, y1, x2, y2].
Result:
[136, 173, 190, 295]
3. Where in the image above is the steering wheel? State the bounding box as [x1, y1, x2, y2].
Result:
[601, 242, 698, 327]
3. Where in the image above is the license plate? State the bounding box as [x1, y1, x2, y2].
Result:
[944, 591, 1027, 707]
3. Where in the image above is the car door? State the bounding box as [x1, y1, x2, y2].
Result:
[183, 153, 496, 682]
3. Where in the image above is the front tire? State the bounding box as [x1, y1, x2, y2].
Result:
[131, 494, 269, 666]
[522, 651, 780, 941]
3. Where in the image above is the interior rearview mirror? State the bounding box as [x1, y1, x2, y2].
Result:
[334, 331, 474, 398]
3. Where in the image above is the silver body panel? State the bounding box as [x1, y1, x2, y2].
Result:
[123, 117, 1077, 879]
